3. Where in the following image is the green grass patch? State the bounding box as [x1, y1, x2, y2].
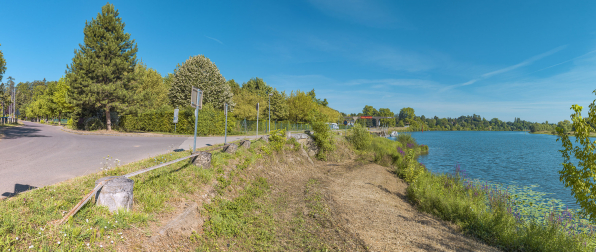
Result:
[0, 146, 221, 251]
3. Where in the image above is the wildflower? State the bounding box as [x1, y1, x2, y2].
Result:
[100, 245, 103, 248]
[86, 219, 89, 223]
[29, 245, 34, 249]
[57, 241, 61, 245]
[16, 237, 18, 240]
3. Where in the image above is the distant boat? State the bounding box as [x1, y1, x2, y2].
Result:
[390, 131, 399, 137]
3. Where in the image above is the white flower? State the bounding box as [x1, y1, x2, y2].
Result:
[100, 245, 103, 248]
[86, 219, 89, 223]
[38, 232, 40, 235]
[87, 243, 90, 246]
[121, 236, 123, 239]
[29, 245, 33, 249]
[111, 241, 114, 244]
[57, 241, 61, 244]
[15, 237, 18, 240]
[64, 234, 66, 236]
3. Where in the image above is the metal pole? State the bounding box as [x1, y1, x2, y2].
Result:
[268, 94, 271, 133]
[193, 103, 198, 153]
[256, 103, 259, 139]
[224, 103, 228, 144]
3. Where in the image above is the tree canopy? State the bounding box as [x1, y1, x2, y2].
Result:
[168, 55, 233, 110]
[0, 44, 6, 83]
[66, 3, 138, 130]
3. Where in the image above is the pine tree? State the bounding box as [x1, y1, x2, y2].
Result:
[0, 43, 6, 83]
[66, 3, 138, 130]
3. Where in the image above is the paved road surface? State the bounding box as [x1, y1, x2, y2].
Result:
[0, 121, 251, 198]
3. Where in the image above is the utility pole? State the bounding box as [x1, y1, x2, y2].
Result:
[268, 92, 272, 133]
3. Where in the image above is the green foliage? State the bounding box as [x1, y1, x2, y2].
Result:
[120, 104, 234, 135]
[129, 62, 169, 113]
[168, 55, 233, 110]
[0, 44, 5, 83]
[66, 3, 138, 130]
[269, 129, 287, 151]
[288, 90, 318, 123]
[310, 119, 335, 160]
[349, 124, 372, 150]
[557, 98, 596, 222]
[399, 107, 415, 122]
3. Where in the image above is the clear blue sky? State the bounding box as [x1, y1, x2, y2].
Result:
[2, 0, 595, 123]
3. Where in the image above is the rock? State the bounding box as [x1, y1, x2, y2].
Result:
[95, 176, 134, 212]
[259, 135, 269, 143]
[223, 143, 238, 154]
[290, 133, 310, 140]
[150, 202, 202, 242]
[191, 151, 212, 169]
[239, 140, 251, 148]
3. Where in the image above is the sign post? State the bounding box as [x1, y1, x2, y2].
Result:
[191, 87, 203, 153]
[173, 108, 179, 133]
[224, 103, 228, 144]
[256, 103, 259, 139]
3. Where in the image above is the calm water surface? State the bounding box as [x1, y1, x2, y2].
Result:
[391, 131, 579, 209]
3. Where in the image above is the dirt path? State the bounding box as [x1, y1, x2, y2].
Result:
[326, 162, 500, 252]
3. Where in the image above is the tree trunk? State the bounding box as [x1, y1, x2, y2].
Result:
[58, 112, 62, 126]
[106, 105, 112, 131]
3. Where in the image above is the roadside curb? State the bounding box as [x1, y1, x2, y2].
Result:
[59, 127, 190, 137]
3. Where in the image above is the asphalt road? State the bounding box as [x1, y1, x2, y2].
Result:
[0, 121, 251, 198]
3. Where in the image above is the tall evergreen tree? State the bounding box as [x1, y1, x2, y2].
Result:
[0, 44, 6, 83]
[66, 3, 138, 130]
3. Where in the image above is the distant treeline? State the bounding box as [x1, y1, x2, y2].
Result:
[346, 105, 570, 133]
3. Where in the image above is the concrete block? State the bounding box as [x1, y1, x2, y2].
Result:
[223, 143, 238, 154]
[95, 176, 134, 212]
[192, 151, 212, 169]
[259, 135, 269, 143]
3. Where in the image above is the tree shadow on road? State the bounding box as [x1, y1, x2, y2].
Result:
[1, 124, 50, 139]
[2, 183, 38, 198]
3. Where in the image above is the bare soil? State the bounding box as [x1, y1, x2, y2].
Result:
[325, 161, 500, 251]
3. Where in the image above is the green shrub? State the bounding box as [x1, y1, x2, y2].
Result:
[310, 120, 335, 160]
[349, 124, 372, 150]
[120, 104, 234, 135]
[269, 129, 286, 151]
[67, 118, 75, 129]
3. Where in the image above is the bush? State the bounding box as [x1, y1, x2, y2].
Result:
[120, 104, 234, 135]
[349, 124, 372, 150]
[67, 118, 75, 129]
[269, 129, 286, 151]
[310, 120, 335, 160]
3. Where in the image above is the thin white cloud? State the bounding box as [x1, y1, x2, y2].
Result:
[205, 36, 223, 45]
[442, 45, 567, 91]
[308, 0, 411, 29]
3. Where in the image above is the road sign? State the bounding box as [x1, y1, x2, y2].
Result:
[191, 87, 203, 109]
[343, 120, 348, 125]
[173, 109, 179, 123]
[360, 116, 372, 119]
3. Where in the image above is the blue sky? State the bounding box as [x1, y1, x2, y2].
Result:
[1, 0, 595, 123]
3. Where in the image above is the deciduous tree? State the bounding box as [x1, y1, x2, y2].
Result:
[168, 55, 233, 110]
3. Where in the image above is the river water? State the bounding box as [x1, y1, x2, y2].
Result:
[390, 131, 579, 210]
